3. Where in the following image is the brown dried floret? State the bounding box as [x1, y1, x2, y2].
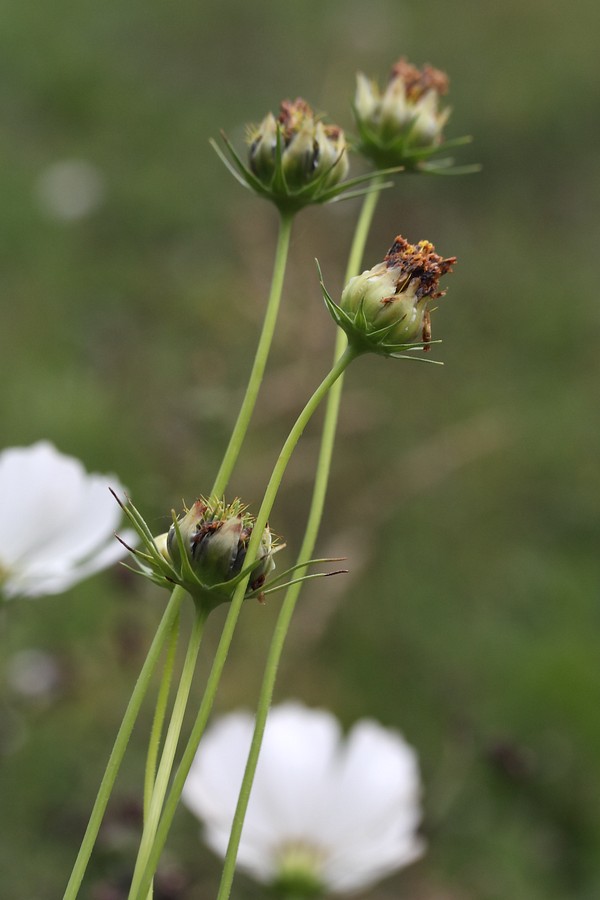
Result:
[389, 58, 449, 102]
[384, 235, 456, 300]
[277, 98, 314, 141]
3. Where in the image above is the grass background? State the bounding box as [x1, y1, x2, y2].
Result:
[1, 0, 599, 897]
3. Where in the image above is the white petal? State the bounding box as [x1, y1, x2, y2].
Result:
[305, 719, 422, 891]
[183, 703, 424, 895]
[183, 711, 254, 826]
[4, 529, 135, 598]
[0, 442, 132, 598]
[0, 441, 84, 561]
[324, 832, 425, 893]
[246, 703, 342, 838]
[203, 822, 277, 883]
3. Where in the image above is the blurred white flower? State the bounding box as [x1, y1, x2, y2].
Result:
[183, 702, 424, 896]
[0, 441, 134, 599]
[35, 158, 106, 222]
[6, 648, 62, 699]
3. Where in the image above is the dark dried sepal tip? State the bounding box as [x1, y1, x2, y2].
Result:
[246, 556, 350, 601]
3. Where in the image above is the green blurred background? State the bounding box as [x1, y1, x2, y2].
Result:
[1, 0, 599, 897]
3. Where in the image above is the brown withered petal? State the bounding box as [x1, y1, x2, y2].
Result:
[384, 235, 456, 300]
[389, 58, 449, 101]
[277, 98, 314, 141]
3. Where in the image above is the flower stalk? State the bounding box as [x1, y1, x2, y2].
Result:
[215, 179, 384, 900]
[128, 605, 208, 899]
[143, 614, 180, 819]
[57, 54, 471, 900]
[62, 587, 186, 900]
[127, 344, 360, 900]
[211, 210, 294, 498]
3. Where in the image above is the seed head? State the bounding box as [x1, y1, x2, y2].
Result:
[321, 235, 456, 359]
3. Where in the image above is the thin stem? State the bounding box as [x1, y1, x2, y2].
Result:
[142, 614, 180, 900]
[211, 211, 294, 498]
[129, 345, 359, 900]
[343, 175, 383, 285]
[216, 179, 384, 900]
[128, 606, 208, 899]
[143, 615, 180, 820]
[62, 587, 187, 900]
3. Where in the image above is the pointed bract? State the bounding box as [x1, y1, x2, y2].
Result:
[321, 235, 456, 360]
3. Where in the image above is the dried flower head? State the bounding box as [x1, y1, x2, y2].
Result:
[247, 97, 349, 196]
[213, 97, 388, 214]
[166, 497, 275, 596]
[353, 57, 475, 173]
[116, 494, 276, 610]
[321, 235, 456, 359]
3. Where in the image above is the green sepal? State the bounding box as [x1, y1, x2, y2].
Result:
[212, 131, 400, 214]
[207, 542, 286, 595]
[351, 104, 478, 175]
[248, 568, 348, 600]
[317, 263, 445, 361]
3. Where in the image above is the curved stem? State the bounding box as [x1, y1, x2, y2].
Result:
[211, 211, 294, 498]
[128, 606, 207, 899]
[62, 586, 187, 900]
[216, 180, 383, 900]
[129, 345, 359, 900]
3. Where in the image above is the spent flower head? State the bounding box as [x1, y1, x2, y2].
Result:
[0, 441, 134, 600]
[183, 702, 424, 895]
[353, 57, 476, 174]
[212, 97, 393, 214]
[321, 234, 456, 360]
[117, 494, 276, 610]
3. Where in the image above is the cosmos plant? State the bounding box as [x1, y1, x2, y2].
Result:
[2, 54, 476, 900]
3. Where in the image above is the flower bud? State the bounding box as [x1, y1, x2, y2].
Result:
[247, 112, 278, 183]
[213, 97, 372, 215]
[166, 497, 275, 603]
[248, 98, 349, 201]
[354, 58, 461, 171]
[322, 235, 456, 358]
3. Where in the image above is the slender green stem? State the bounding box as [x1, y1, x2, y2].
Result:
[142, 614, 180, 900]
[211, 211, 294, 498]
[128, 606, 207, 899]
[143, 615, 180, 820]
[216, 180, 384, 900]
[129, 345, 359, 900]
[62, 587, 186, 900]
[343, 176, 383, 284]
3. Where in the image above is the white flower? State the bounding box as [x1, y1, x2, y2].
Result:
[0, 441, 134, 599]
[183, 702, 424, 895]
[35, 158, 106, 222]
